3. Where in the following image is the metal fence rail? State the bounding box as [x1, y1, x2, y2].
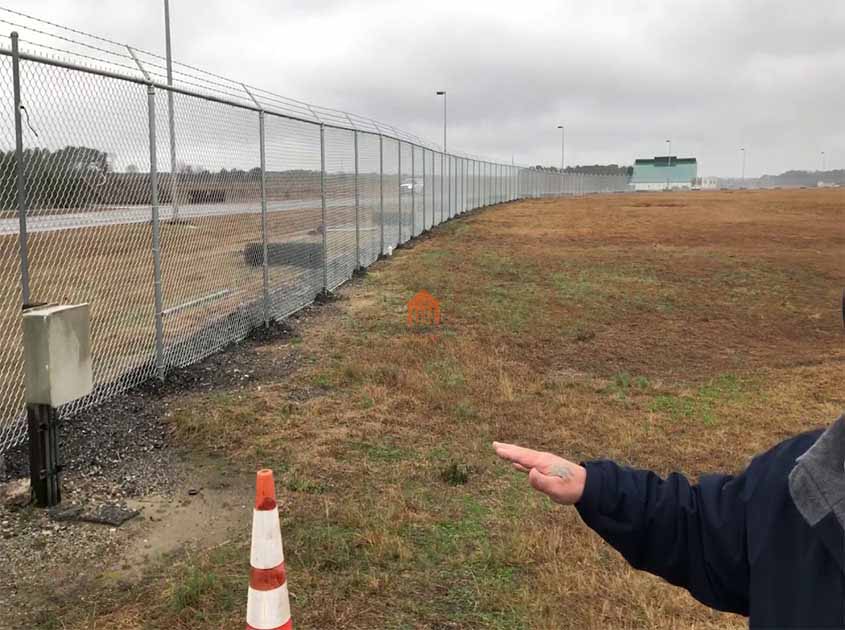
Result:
[0, 32, 630, 455]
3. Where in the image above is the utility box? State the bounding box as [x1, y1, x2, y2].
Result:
[22, 303, 93, 406]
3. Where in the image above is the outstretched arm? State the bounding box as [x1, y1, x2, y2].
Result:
[493, 442, 750, 615]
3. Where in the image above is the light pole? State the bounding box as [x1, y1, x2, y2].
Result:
[666, 139, 671, 191]
[557, 125, 564, 195]
[164, 0, 179, 221]
[436, 91, 447, 217]
[821, 151, 826, 172]
[740, 147, 746, 188]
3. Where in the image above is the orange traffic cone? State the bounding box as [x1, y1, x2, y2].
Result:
[246, 469, 293, 630]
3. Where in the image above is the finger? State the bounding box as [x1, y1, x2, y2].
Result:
[511, 462, 530, 473]
[492, 442, 548, 469]
[528, 467, 568, 502]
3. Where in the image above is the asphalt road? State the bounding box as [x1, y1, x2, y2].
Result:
[0, 196, 374, 235]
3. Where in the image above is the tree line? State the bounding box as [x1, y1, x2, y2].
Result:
[532, 164, 633, 176]
[0, 146, 111, 210]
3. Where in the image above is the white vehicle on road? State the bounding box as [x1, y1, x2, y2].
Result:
[399, 177, 424, 195]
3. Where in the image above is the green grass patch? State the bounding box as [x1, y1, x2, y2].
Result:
[350, 441, 410, 462]
[650, 373, 750, 424]
[552, 263, 674, 317]
[604, 371, 651, 399]
[425, 357, 465, 389]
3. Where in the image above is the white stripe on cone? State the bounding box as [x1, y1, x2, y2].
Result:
[246, 583, 292, 629]
[250, 509, 285, 569]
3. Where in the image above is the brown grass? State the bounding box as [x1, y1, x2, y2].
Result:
[30, 189, 845, 629]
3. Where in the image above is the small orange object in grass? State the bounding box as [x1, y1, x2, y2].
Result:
[407, 289, 441, 327]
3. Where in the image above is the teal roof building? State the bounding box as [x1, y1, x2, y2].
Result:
[631, 156, 698, 190]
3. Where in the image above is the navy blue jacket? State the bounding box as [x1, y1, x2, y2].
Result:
[576, 427, 845, 628]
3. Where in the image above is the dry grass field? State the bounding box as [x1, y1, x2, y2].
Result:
[25, 189, 845, 628]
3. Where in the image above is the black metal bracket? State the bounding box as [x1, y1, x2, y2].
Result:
[27, 403, 62, 507]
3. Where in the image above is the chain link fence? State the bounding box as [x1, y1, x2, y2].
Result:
[0, 27, 630, 455]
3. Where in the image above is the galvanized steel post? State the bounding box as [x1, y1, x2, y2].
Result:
[448, 154, 452, 218]
[11, 33, 30, 305]
[461, 158, 465, 213]
[258, 110, 270, 326]
[164, 0, 179, 222]
[440, 152, 445, 222]
[422, 147, 426, 230]
[410, 143, 415, 236]
[320, 124, 328, 291]
[379, 134, 384, 255]
[147, 83, 165, 380]
[353, 130, 360, 268]
[397, 140, 402, 242]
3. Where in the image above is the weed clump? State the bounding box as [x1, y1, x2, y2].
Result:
[441, 462, 471, 486]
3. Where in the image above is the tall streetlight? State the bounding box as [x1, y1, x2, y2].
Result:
[740, 147, 746, 188]
[164, 0, 179, 221]
[435, 91, 447, 151]
[436, 91, 447, 216]
[557, 125, 565, 171]
[557, 125, 564, 195]
[821, 151, 826, 172]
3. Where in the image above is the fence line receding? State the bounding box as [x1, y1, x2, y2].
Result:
[0, 21, 630, 455]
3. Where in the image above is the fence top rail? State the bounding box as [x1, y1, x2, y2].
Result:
[0, 10, 520, 166]
[0, 43, 534, 168]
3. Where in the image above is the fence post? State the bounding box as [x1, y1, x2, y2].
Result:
[11, 33, 30, 306]
[448, 155, 452, 218]
[470, 160, 474, 208]
[146, 84, 165, 380]
[320, 124, 328, 292]
[487, 162, 490, 205]
[353, 130, 360, 269]
[456, 157, 460, 214]
[422, 147, 427, 231]
[460, 158, 463, 213]
[258, 111, 270, 326]
[410, 143, 415, 236]
[469, 160, 478, 210]
[397, 140, 402, 243]
[440, 153, 444, 223]
[379, 134, 384, 255]
[461, 158, 465, 213]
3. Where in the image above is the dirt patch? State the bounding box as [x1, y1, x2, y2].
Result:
[0, 316, 303, 628]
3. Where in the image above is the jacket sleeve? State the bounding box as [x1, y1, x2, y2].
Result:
[575, 459, 750, 615]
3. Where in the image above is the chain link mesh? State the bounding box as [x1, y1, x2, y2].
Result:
[357, 131, 381, 268]
[0, 43, 631, 455]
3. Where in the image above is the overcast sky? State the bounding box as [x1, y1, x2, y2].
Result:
[3, 0, 844, 177]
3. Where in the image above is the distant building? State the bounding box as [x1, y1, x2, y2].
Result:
[700, 176, 720, 190]
[630, 156, 698, 191]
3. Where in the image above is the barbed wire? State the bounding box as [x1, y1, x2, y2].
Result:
[0, 4, 515, 162]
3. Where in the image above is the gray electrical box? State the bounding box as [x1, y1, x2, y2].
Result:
[22, 303, 93, 407]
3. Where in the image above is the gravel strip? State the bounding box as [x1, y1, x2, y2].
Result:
[0, 317, 298, 623]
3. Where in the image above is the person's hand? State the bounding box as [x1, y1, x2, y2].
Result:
[492, 442, 587, 505]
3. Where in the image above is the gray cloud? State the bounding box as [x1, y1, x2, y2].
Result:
[4, 0, 844, 176]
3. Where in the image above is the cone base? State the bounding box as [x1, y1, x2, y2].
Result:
[246, 621, 292, 630]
